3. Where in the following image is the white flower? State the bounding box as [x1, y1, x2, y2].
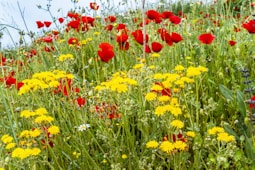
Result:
[78, 124, 90, 131]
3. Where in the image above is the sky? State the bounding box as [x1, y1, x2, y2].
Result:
[0, 0, 209, 48]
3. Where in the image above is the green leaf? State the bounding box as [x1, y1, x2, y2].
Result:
[236, 90, 246, 117]
[223, 124, 240, 141]
[245, 137, 255, 166]
[219, 84, 234, 102]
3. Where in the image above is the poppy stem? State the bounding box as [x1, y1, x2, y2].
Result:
[142, 0, 146, 60]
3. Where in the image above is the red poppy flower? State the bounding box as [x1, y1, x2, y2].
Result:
[131, 30, 149, 45]
[97, 42, 115, 63]
[108, 113, 121, 119]
[90, 2, 99, 10]
[1, 56, 6, 66]
[139, 19, 151, 27]
[4, 76, 16, 87]
[146, 9, 161, 20]
[116, 34, 128, 43]
[198, 33, 215, 44]
[68, 37, 79, 45]
[116, 23, 126, 31]
[171, 32, 183, 43]
[16, 82, 24, 90]
[158, 28, 173, 46]
[161, 11, 173, 19]
[81, 16, 95, 26]
[58, 17, 64, 23]
[250, 96, 255, 108]
[67, 12, 79, 19]
[145, 44, 151, 53]
[104, 24, 114, 31]
[76, 97, 86, 107]
[67, 20, 80, 30]
[44, 46, 55, 52]
[151, 42, 163, 52]
[43, 36, 53, 43]
[105, 16, 116, 23]
[228, 40, 236, 46]
[36, 21, 44, 29]
[169, 15, 181, 25]
[243, 20, 255, 34]
[44, 21, 52, 28]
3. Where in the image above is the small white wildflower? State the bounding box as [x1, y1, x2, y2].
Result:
[78, 124, 90, 131]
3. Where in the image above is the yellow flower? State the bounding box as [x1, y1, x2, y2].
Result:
[19, 130, 30, 138]
[151, 84, 163, 91]
[146, 140, 159, 148]
[186, 66, 201, 77]
[94, 32, 101, 35]
[170, 98, 179, 106]
[30, 148, 41, 156]
[145, 92, 157, 101]
[174, 141, 187, 151]
[160, 141, 174, 154]
[149, 65, 155, 69]
[186, 131, 195, 138]
[133, 63, 144, 69]
[155, 106, 167, 116]
[48, 126, 60, 135]
[151, 53, 160, 58]
[122, 154, 128, 159]
[170, 107, 182, 117]
[174, 65, 185, 71]
[12, 148, 30, 159]
[208, 126, 225, 135]
[58, 54, 74, 62]
[73, 151, 81, 158]
[34, 115, 54, 123]
[1, 134, 13, 144]
[154, 73, 164, 79]
[35, 108, 48, 115]
[30, 128, 42, 138]
[171, 120, 184, 129]
[5, 142, 16, 149]
[217, 132, 235, 142]
[157, 95, 171, 102]
[20, 110, 36, 118]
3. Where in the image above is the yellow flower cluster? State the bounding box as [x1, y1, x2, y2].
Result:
[19, 128, 41, 138]
[186, 66, 208, 77]
[146, 140, 159, 148]
[79, 37, 92, 45]
[95, 71, 137, 93]
[58, 53, 74, 62]
[12, 147, 41, 160]
[48, 126, 60, 135]
[159, 140, 187, 153]
[208, 126, 235, 143]
[1, 134, 13, 144]
[145, 65, 207, 117]
[217, 132, 235, 142]
[208, 126, 225, 135]
[171, 120, 184, 129]
[0, 107, 60, 160]
[186, 131, 196, 137]
[20, 107, 54, 124]
[20, 107, 48, 118]
[146, 139, 189, 154]
[18, 70, 74, 95]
